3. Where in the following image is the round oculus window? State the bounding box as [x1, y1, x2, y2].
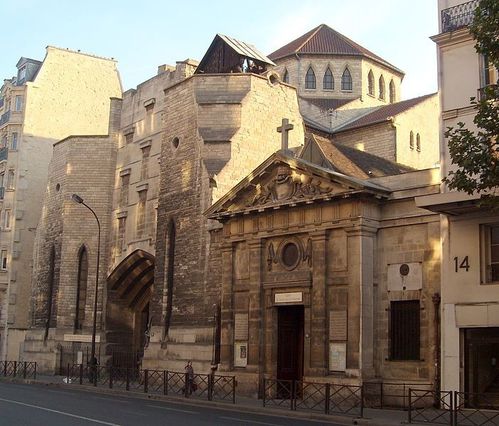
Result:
[281, 242, 299, 269]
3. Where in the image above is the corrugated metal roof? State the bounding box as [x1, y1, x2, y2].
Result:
[269, 24, 404, 75]
[218, 34, 275, 66]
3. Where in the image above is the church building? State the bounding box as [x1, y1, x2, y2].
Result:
[22, 25, 442, 396]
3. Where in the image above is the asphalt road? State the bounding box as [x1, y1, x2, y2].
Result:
[0, 382, 338, 425]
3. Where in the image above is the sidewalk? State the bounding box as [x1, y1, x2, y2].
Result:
[1, 374, 421, 425]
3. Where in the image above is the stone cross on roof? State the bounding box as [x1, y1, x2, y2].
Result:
[277, 118, 294, 152]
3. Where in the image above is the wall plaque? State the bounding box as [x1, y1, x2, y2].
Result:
[63, 334, 101, 343]
[274, 292, 303, 304]
[329, 310, 347, 341]
[234, 313, 249, 341]
[329, 342, 347, 372]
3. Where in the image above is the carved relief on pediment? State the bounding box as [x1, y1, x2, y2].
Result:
[248, 166, 335, 207]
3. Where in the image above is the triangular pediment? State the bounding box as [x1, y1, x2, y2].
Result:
[206, 152, 390, 219]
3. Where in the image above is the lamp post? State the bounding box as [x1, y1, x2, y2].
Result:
[71, 194, 101, 372]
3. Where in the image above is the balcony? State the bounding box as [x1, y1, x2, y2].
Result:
[441, 0, 479, 33]
[0, 111, 10, 127]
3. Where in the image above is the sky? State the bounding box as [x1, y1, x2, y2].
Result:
[3, 0, 439, 100]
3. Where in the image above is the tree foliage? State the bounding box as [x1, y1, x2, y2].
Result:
[443, 0, 499, 203]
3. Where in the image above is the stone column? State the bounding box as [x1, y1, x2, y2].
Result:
[219, 243, 234, 371]
[346, 223, 377, 379]
[309, 230, 327, 375]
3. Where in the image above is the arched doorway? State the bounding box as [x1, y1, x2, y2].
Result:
[106, 249, 154, 368]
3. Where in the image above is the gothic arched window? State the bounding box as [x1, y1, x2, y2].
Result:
[323, 67, 334, 90]
[389, 79, 396, 103]
[75, 246, 88, 330]
[416, 133, 421, 152]
[341, 68, 352, 91]
[283, 69, 289, 84]
[45, 245, 56, 340]
[164, 218, 176, 335]
[368, 70, 374, 95]
[305, 67, 316, 89]
[410, 131, 414, 150]
[379, 75, 386, 100]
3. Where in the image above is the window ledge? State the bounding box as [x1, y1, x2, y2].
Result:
[367, 93, 375, 98]
[481, 280, 499, 286]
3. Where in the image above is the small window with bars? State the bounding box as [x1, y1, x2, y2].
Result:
[390, 300, 420, 360]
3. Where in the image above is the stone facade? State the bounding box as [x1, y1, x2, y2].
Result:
[0, 47, 121, 361]
[146, 73, 304, 372]
[206, 153, 441, 396]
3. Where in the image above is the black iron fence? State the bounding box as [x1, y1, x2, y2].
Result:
[364, 381, 434, 410]
[0, 361, 37, 379]
[66, 364, 235, 403]
[408, 389, 499, 425]
[263, 378, 363, 417]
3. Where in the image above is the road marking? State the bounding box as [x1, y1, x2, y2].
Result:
[0, 397, 121, 425]
[146, 404, 197, 414]
[218, 416, 280, 426]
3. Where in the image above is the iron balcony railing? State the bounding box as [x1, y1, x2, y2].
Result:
[0, 111, 10, 127]
[441, 0, 479, 33]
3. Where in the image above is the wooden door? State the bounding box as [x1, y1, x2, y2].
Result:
[277, 306, 304, 382]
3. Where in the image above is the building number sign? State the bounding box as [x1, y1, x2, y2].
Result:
[454, 256, 470, 272]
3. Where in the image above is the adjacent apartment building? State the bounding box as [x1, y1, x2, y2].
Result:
[417, 0, 499, 398]
[0, 47, 121, 361]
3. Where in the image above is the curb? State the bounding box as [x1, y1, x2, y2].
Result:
[0, 377, 406, 425]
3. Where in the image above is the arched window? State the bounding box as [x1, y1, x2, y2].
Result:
[379, 75, 385, 100]
[282, 69, 289, 84]
[305, 67, 316, 89]
[410, 131, 414, 150]
[368, 70, 374, 96]
[416, 133, 421, 152]
[75, 246, 88, 330]
[389, 79, 396, 103]
[341, 68, 352, 91]
[164, 218, 176, 335]
[323, 67, 334, 90]
[45, 245, 56, 340]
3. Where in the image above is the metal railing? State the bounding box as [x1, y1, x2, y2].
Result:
[408, 389, 453, 424]
[454, 391, 499, 425]
[441, 0, 479, 33]
[66, 364, 235, 403]
[0, 361, 37, 379]
[364, 381, 434, 410]
[263, 378, 363, 417]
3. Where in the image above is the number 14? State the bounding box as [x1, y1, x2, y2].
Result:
[454, 256, 470, 272]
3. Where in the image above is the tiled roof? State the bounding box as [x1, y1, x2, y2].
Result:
[269, 24, 404, 75]
[333, 93, 437, 134]
[300, 97, 355, 111]
[308, 133, 414, 178]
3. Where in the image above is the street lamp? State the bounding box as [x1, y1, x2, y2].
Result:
[72, 194, 101, 373]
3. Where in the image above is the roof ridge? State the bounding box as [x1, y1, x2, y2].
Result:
[295, 24, 324, 54]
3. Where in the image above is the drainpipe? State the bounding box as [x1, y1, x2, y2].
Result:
[433, 292, 441, 405]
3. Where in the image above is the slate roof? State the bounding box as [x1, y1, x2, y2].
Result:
[306, 133, 414, 178]
[300, 97, 355, 111]
[268, 24, 404, 75]
[332, 93, 437, 134]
